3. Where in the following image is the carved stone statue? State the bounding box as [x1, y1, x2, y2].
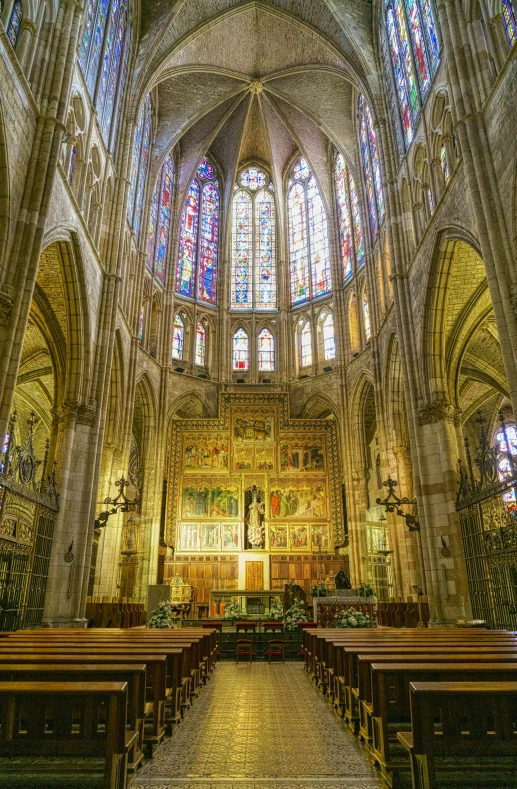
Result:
[246, 485, 265, 548]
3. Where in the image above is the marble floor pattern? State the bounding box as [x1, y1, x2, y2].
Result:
[135, 662, 384, 789]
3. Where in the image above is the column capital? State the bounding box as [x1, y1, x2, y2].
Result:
[418, 402, 462, 426]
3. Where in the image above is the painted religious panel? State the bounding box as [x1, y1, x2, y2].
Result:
[269, 524, 288, 549]
[269, 477, 327, 519]
[180, 522, 200, 551]
[311, 523, 329, 549]
[290, 523, 309, 550]
[183, 434, 229, 472]
[233, 410, 275, 443]
[200, 523, 220, 550]
[233, 446, 254, 471]
[221, 522, 241, 550]
[255, 446, 275, 471]
[280, 434, 325, 473]
[182, 478, 240, 519]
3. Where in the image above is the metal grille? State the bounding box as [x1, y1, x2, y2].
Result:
[0, 548, 29, 630]
[24, 510, 55, 628]
[458, 504, 497, 627]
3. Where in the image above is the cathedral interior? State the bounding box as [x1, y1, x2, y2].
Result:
[1, 0, 517, 785]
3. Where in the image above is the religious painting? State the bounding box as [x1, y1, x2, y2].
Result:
[311, 523, 329, 549]
[280, 435, 325, 473]
[222, 522, 241, 550]
[182, 479, 239, 519]
[255, 447, 275, 471]
[200, 523, 220, 550]
[269, 524, 288, 549]
[269, 477, 327, 519]
[183, 434, 229, 472]
[233, 446, 254, 471]
[233, 410, 275, 443]
[180, 522, 200, 551]
[290, 523, 309, 550]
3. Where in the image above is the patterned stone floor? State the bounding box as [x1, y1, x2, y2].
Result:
[135, 662, 384, 789]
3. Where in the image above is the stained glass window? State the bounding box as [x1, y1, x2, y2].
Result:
[496, 424, 517, 511]
[288, 158, 331, 306]
[195, 322, 206, 366]
[322, 313, 336, 360]
[233, 328, 249, 371]
[146, 155, 173, 284]
[363, 297, 371, 342]
[258, 328, 275, 371]
[172, 314, 184, 360]
[7, 0, 22, 48]
[68, 147, 76, 186]
[385, 0, 440, 150]
[441, 145, 450, 184]
[427, 186, 434, 214]
[127, 94, 152, 236]
[176, 158, 219, 305]
[231, 175, 276, 310]
[334, 153, 365, 281]
[300, 321, 312, 367]
[138, 303, 144, 341]
[503, 0, 517, 45]
[359, 96, 386, 238]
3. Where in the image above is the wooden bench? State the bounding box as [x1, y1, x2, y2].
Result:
[397, 681, 517, 789]
[0, 681, 134, 789]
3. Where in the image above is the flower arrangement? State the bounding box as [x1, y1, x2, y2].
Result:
[335, 606, 373, 628]
[357, 580, 376, 598]
[309, 582, 328, 598]
[269, 599, 284, 621]
[284, 598, 308, 631]
[223, 599, 241, 623]
[147, 601, 177, 629]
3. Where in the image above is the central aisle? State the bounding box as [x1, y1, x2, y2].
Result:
[136, 662, 383, 789]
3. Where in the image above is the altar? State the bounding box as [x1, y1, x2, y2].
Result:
[209, 588, 281, 617]
[313, 590, 376, 627]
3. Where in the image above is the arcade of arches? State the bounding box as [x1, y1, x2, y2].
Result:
[1, 0, 517, 635]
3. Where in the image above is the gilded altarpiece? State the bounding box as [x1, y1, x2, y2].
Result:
[166, 394, 344, 553]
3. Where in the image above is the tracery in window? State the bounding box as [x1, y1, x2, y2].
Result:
[322, 313, 336, 360]
[195, 322, 206, 366]
[146, 155, 173, 285]
[258, 328, 275, 372]
[334, 153, 365, 282]
[300, 321, 312, 367]
[233, 328, 249, 371]
[502, 1, 517, 45]
[79, 0, 131, 150]
[231, 171, 276, 310]
[7, 0, 22, 48]
[127, 93, 151, 237]
[385, 0, 440, 150]
[496, 423, 517, 512]
[288, 157, 331, 306]
[358, 97, 385, 238]
[172, 314, 184, 360]
[176, 158, 219, 305]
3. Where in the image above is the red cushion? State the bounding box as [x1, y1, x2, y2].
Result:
[236, 622, 257, 627]
[263, 622, 284, 628]
[297, 621, 317, 628]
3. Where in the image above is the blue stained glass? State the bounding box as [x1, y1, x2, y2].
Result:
[405, 0, 431, 97]
[381, 32, 404, 158]
[349, 173, 364, 268]
[79, 0, 96, 69]
[359, 101, 378, 237]
[386, 6, 414, 148]
[288, 182, 309, 305]
[155, 156, 173, 285]
[502, 0, 517, 45]
[138, 304, 144, 340]
[132, 96, 151, 236]
[198, 182, 219, 304]
[307, 176, 331, 298]
[365, 102, 385, 223]
[97, 0, 119, 129]
[196, 323, 206, 366]
[172, 314, 184, 360]
[127, 99, 144, 225]
[231, 190, 252, 308]
[255, 190, 276, 308]
[7, 0, 22, 48]
[393, 0, 419, 116]
[86, 0, 109, 96]
[176, 179, 200, 299]
[111, 33, 129, 151]
[146, 178, 159, 270]
[420, 0, 440, 69]
[100, 0, 127, 145]
[334, 153, 354, 281]
[197, 158, 214, 179]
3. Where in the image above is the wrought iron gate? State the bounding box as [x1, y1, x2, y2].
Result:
[456, 414, 517, 631]
[0, 413, 58, 631]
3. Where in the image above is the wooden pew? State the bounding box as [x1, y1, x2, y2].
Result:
[367, 663, 517, 785]
[0, 681, 133, 789]
[397, 681, 517, 789]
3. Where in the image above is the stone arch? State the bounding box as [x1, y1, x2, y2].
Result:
[300, 392, 340, 420]
[105, 330, 124, 448]
[384, 334, 410, 450]
[132, 374, 158, 478]
[168, 391, 212, 421]
[350, 372, 376, 471]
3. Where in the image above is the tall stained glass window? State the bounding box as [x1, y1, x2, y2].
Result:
[172, 314, 184, 360]
[502, 0, 517, 45]
[334, 152, 365, 281]
[258, 328, 275, 371]
[127, 94, 151, 237]
[233, 328, 249, 371]
[385, 0, 440, 150]
[363, 296, 371, 342]
[359, 97, 386, 238]
[176, 158, 219, 305]
[195, 323, 206, 366]
[300, 321, 312, 367]
[7, 0, 22, 48]
[79, 0, 131, 150]
[322, 313, 336, 360]
[288, 157, 331, 306]
[495, 423, 517, 513]
[231, 167, 276, 310]
[146, 155, 173, 284]
[440, 144, 450, 184]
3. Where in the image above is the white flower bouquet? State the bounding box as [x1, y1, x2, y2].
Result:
[335, 606, 373, 628]
[147, 601, 177, 628]
[284, 597, 308, 631]
[223, 599, 241, 622]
